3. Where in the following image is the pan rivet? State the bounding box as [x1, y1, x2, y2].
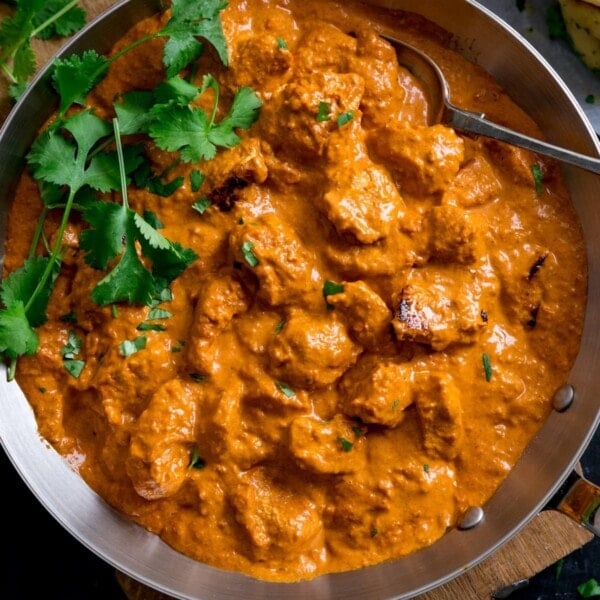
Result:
[552, 384, 574, 412]
[458, 506, 484, 530]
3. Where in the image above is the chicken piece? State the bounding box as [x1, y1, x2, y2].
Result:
[230, 34, 293, 88]
[442, 154, 502, 207]
[428, 205, 480, 265]
[370, 123, 464, 196]
[230, 467, 322, 559]
[126, 379, 197, 500]
[259, 70, 364, 162]
[295, 21, 358, 73]
[349, 28, 405, 127]
[484, 139, 540, 187]
[339, 356, 413, 427]
[268, 309, 360, 388]
[289, 414, 367, 474]
[186, 272, 249, 373]
[229, 214, 319, 306]
[414, 373, 464, 460]
[392, 267, 484, 351]
[326, 280, 392, 348]
[320, 158, 404, 243]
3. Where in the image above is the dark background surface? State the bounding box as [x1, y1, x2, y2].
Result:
[0, 427, 598, 599]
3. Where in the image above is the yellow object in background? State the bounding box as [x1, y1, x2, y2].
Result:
[559, 0, 600, 69]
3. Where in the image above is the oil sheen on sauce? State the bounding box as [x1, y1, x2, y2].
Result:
[4, 0, 587, 583]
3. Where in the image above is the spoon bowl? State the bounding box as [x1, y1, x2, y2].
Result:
[383, 34, 600, 175]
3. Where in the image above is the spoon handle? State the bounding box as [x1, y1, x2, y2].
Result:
[446, 106, 600, 175]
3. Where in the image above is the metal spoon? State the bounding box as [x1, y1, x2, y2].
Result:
[382, 34, 600, 175]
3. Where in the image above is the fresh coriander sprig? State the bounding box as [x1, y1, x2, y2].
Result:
[0, 0, 86, 98]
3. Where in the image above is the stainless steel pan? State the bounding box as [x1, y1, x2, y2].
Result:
[0, 1, 599, 598]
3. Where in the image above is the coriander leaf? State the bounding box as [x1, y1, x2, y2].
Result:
[80, 201, 129, 269]
[241, 241, 259, 267]
[188, 445, 206, 469]
[143, 210, 164, 229]
[119, 335, 147, 357]
[338, 436, 353, 452]
[160, 0, 229, 70]
[531, 163, 544, 196]
[52, 50, 109, 115]
[0, 255, 59, 327]
[482, 352, 493, 382]
[64, 358, 85, 378]
[33, 0, 86, 40]
[148, 174, 184, 197]
[162, 34, 204, 79]
[149, 104, 215, 162]
[59, 311, 77, 323]
[209, 86, 262, 147]
[83, 144, 144, 192]
[277, 37, 287, 50]
[316, 101, 331, 122]
[192, 197, 211, 214]
[323, 280, 344, 297]
[190, 372, 207, 382]
[0, 301, 39, 359]
[114, 90, 155, 135]
[12, 40, 35, 83]
[148, 308, 172, 320]
[91, 226, 158, 306]
[60, 330, 81, 359]
[337, 111, 355, 127]
[276, 381, 295, 397]
[190, 169, 205, 192]
[137, 322, 166, 331]
[155, 75, 200, 105]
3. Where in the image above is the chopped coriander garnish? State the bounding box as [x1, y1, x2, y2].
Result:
[423, 464, 430, 473]
[585, 94, 596, 105]
[111, 304, 119, 318]
[190, 372, 207, 382]
[171, 345, 182, 353]
[38, 387, 47, 394]
[316, 101, 331, 122]
[64, 359, 85, 378]
[61, 331, 85, 378]
[323, 280, 344, 309]
[238, 217, 245, 225]
[337, 111, 355, 127]
[277, 37, 288, 50]
[392, 398, 400, 412]
[338, 436, 353, 452]
[188, 446, 206, 470]
[241, 241, 259, 267]
[482, 353, 493, 382]
[577, 579, 600, 598]
[192, 197, 212, 214]
[190, 169, 205, 192]
[61, 330, 82, 360]
[276, 381, 295, 397]
[370, 527, 378, 537]
[137, 322, 167, 331]
[119, 335, 147, 357]
[148, 308, 172, 320]
[531, 163, 544, 196]
[275, 319, 285, 334]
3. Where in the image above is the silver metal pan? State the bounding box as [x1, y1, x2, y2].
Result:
[0, 1, 598, 598]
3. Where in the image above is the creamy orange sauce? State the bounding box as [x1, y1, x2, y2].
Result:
[5, 0, 587, 583]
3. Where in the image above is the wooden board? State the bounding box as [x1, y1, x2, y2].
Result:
[0, 1, 594, 598]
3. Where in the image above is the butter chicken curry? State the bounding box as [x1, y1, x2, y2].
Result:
[2, 0, 587, 583]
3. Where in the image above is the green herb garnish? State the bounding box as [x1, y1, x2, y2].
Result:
[119, 335, 147, 357]
[578, 579, 600, 598]
[338, 436, 353, 452]
[188, 446, 206, 470]
[531, 163, 544, 196]
[192, 197, 212, 214]
[241, 241, 259, 267]
[277, 37, 288, 50]
[316, 101, 331, 122]
[482, 353, 493, 382]
[336, 111, 355, 127]
[276, 381, 295, 397]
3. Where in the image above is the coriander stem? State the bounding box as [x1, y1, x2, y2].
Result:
[28, 207, 49, 260]
[107, 33, 159, 66]
[0, 63, 17, 84]
[7, 358, 16, 381]
[112, 118, 129, 209]
[24, 187, 76, 315]
[30, 0, 80, 39]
